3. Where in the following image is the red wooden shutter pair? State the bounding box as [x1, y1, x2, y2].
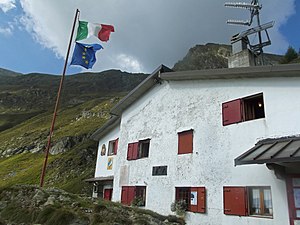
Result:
[178, 130, 193, 154]
[222, 99, 243, 126]
[113, 138, 119, 155]
[223, 186, 248, 216]
[127, 142, 139, 160]
[121, 186, 136, 205]
[190, 187, 206, 213]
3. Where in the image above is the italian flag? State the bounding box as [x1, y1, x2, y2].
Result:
[76, 21, 115, 42]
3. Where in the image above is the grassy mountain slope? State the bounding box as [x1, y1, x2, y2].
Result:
[0, 70, 147, 194]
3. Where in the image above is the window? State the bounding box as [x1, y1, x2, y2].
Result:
[222, 93, 265, 126]
[178, 130, 193, 155]
[175, 187, 206, 213]
[223, 186, 273, 217]
[121, 186, 146, 206]
[127, 139, 150, 160]
[107, 138, 119, 156]
[138, 139, 150, 158]
[152, 166, 167, 176]
[135, 186, 146, 206]
[248, 187, 273, 216]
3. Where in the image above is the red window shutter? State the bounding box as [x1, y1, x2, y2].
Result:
[127, 142, 139, 160]
[121, 186, 128, 205]
[104, 188, 113, 201]
[114, 138, 119, 155]
[178, 130, 193, 154]
[223, 186, 248, 216]
[132, 142, 139, 159]
[127, 143, 133, 160]
[222, 99, 243, 126]
[127, 186, 136, 205]
[121, 186, 136, 205]
[190, 187, 206, 213]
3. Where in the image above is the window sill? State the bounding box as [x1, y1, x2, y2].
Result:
[249, 215, 273, 219]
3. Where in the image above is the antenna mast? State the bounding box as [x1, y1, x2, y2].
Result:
[225, 0, 274, 66]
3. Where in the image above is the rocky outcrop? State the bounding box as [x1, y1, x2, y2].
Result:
[173, 43, 231, 71]
[50, 136, 85, 155]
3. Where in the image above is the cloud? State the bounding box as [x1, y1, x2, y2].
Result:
[16, 0, 296, 73]
[115, 54, 144, 73]
[0, 0, 16, 13]
[0, 26, 13, 36]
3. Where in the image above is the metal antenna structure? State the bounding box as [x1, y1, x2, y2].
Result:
[225, 0, 274, 65]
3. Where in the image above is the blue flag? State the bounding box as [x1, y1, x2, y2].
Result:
[70, 42, 103, 69]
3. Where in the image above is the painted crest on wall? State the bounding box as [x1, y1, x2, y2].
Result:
[107, 157, 113, 170]
[101, 144, 106, 156]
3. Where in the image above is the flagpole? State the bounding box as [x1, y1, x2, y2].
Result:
[40, 9, 80, 188]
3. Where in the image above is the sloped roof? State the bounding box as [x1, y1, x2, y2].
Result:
[235, 136, 300, 166]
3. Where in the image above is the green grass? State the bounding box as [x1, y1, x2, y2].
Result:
[0, 152, 58, 188]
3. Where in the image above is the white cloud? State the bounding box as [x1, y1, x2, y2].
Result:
[0, 0, 16, 13]
[15, 0, 297, 73]
[116, 54, 144, 73]
[0, 26, 12, 36]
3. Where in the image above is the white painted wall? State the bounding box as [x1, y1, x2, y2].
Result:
[94, 125, 119, 178]
[97, 76, 300, 225]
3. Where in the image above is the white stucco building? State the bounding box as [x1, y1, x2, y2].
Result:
[87, 63, 300, 225]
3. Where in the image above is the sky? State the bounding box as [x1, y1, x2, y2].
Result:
[0, 0, 299, 75]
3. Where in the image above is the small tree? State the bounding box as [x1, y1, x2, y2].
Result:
[281, 46, 298, 64]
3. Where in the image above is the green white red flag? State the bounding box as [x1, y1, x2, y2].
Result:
[75, 20, 115, 42]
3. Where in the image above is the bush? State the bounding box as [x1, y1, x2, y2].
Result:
[170, 200, 187, 216]
[131, 196, 145, 207]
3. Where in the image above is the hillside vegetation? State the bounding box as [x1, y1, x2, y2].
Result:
[0, 185, 184, 225]
[0, 69, 147, 194]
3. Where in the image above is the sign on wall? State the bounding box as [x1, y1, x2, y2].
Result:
[191, 191, 197, 205]
[107, 157, 113, 170]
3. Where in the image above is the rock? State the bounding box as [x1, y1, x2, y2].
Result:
[44, 195, 56, 206]
[32, 189, 47, 206]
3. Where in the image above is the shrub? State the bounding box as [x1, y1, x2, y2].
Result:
[170, 200, 187, 216]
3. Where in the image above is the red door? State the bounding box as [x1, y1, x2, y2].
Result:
[104, 188, 113, 201]
[287, 176, 300, 225]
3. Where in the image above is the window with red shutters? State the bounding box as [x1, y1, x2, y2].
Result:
[121, 186, 146, 206]
[108, 138, 119, 156]
[127, 140, 150, 160]
[178, 130, 193, 155]
[223, 186, 248, 216]
[222, 93, 265, 126]
[175, 186, 206, 213]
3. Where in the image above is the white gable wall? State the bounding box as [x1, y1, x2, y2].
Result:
[110, 76, 300, 225]
[94, 125, 119, 178]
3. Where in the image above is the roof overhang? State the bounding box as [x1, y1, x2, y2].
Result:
[161, 64, 300, 81]
[235, 135, 300, 166]
[90, 116, 120, 141]
[84, 175, 114, 183]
